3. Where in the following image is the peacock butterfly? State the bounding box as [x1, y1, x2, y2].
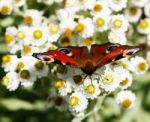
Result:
[32, 43, 140, 75]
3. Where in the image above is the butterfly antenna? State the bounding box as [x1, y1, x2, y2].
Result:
[88, 75, 93, 84]
[93, 72, 102, 81]
[83, 74, 88, 79]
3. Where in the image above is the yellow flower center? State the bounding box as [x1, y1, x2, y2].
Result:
[83, 38, 93, 46]
[69, 96, 79, 106]
[35, 61, 44, 70]
[14, 0, 21, 3]
[17, 62, 25, 71]
[120, 78, 128, 86]
[48, 46, 57, 51]
[121, 99, 132, 109]
[23, 45, 31, 54]
[121, 62, 127, 69]
[64, 28, 73, 37]
[94, 4, 103, 12]
[49, 24, 59, 34]
[113, 19, 123, 29]
[129, 7, 137, 16]
[96, 18, 105, 27]
[56, 64, 67, 73]
[2, 76, 11, 86]
[85, 84, 96, 94]
[33, 30, 43, 40]
[78, 0, 85, 3]
[73, 75, 83, 85]
[2, 55, 11, 64]
[102, 74, 115, 85]
[60, 37, 70, 47]
[0, 5, 10, 15]
[139, 19, 149, 29]
[54, 80, 65, 89]
[17, 31, 26, 41]
[4, 34, 14, 44]
[138, 62, 146, 71]
[75, 23, 85, 32]
[24, 16, 33, 25]
[20, 70, 30, 79]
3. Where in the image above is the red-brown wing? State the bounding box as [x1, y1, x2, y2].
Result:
[32, 46, 89, 68]
[90, 43, 140, 67]
[90, 43, 112, 67]
[66, 46, 89, 68]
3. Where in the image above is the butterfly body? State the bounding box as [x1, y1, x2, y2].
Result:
[32, 43, 140, 75]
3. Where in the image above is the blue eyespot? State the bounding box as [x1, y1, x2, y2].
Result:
[107, 45, 118, 51]
[58, 48, 70, 54]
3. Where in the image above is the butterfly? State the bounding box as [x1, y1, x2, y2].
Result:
[32, 43, 140, 75]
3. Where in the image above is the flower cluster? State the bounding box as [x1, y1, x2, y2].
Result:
[1, 0, 150, 117]
[0, 0, 26, 15]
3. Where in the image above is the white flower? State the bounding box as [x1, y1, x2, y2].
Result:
[56, 8, 75, 21]
[12, 0, 26, 7]
[9, 43, 22, 54]
[2, 72, 19, 91]
[108, 31, 127, 44]
[34, 60, 49, 78]
[144, 2, 150, 17]
[110, 14, 129, 33]
[64, 0, 80, 13]
[75, 0, 96, 11]
[54, 79, 72, 96]
[68, 92, 88, 112]
[147, 34, 150, 46]
[119, 58, 131, 70]
[59, 19, 76, 33]
[19, 68, 37, 87]
[55, 67, 84, 89]
[75, 18, 94, 38]
[131, 0, 149, 7]
[138, 18, 150, 35]
[99, 66, 120, 92]
[64, 68, 84, 89]
[93, 13, 110, 32]
[16, 25, 31, 45]
[16, 56, 37, 87]
[108, 0, 127, 12]
[91, 0, 111, 15]
[116, 90, 136, 109]
[41, 43, 57, 52]
[83, 79, 101, 99]
[146, 51, 150, 64]
[0, 0, 13, 15]
[129, 56, 149, 74]
[21, 45, 40, 56]
[24, 9, 43, 26]
[14, 56, 37, 71]
[114, 67, 133, 89]
[125, 6, 142, 23]
[2, 55, 18, 72]
[31, 26, 48, 46]
[4, 26, 17, 46]
[71, 111, 85, 117]
[47, 23, 61, 43]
